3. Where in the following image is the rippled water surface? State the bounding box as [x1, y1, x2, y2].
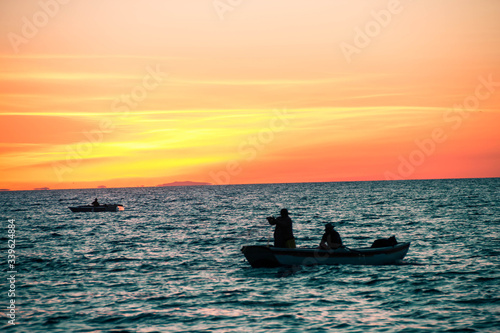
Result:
[1, 179, 499, 332]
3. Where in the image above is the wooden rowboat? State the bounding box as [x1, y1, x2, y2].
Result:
[241, 242, 410, 267]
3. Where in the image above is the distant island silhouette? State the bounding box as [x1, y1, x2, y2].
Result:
[0, 189, 10, 191]
[156, 181, 212, 187]
[98, 185, 107, 188]
[34, 187, 50, 190]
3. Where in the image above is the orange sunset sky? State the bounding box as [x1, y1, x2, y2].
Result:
[1, 0, 499, 191]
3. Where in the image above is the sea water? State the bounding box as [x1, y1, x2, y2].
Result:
[0, 178, 499, 332]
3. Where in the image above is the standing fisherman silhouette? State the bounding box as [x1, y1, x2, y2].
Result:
[266, 208, 296, 248]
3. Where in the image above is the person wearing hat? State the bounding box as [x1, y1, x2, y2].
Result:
[266, 208, 296, 248]
[319, 223, 342, 250]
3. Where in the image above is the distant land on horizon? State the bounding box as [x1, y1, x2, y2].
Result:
[1, 177, 498, 192]
[156, 181, 212, 187]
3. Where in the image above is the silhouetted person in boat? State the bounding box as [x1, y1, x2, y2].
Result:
[91, 198, 99, 207]
[267, 208, 296, 248]
[318, 223, 342, 250]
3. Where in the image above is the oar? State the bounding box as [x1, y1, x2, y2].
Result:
[266, 216, 275, 247]
[267, 226, 272, 247]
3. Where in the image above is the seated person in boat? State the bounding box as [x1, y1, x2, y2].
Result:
[91, 198, 100, 207]
[318, 223, 342, 250]
[267, 208, 296, 248]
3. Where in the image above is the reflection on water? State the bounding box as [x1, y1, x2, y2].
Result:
[1, 178, 498, 332]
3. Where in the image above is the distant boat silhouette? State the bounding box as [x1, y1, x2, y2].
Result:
[69, 204, 124, 212]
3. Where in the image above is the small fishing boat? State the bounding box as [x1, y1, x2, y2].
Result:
[241, 242, 410, 267]
[69, 204, 124, 212]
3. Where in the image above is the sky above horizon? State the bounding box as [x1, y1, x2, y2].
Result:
[1, 0, 499, 190]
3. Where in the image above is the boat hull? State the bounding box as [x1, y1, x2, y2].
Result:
[241, 242, 410, 267]
[69, 205, 124, 212]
